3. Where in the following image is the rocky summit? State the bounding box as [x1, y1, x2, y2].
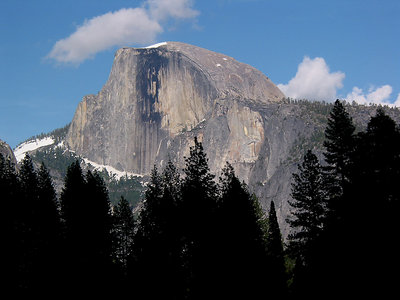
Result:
[66, 41, 284, 176]
[63, 42, 324, 234]
[64, 41, 400, 235]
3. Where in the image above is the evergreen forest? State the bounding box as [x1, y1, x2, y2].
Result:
[1, 100, 399, 298]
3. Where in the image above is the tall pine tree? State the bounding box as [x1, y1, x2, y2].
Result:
[300, 107, 400, 297]
[180, 137, 218, 299]
[132, 163, 183, 299]
[84, 170, 113, 274]
[34, 163, 62, 292]
[112, 196, 135, 273]
[17, 155, 40, 290]
[287, 150, 328, 262]
[60, 161, 113, 294]
[287, 150, 329, 297]
[7, 156, 62, 292]
[323, 99, 355, 187]
[346, 108, 400, 294]
[0, 154, 20, 292]
[215, 162, 270, 298]
[265, 201, 287, 297]
[323, 99, 356, 230]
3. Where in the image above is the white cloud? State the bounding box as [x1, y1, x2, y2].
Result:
[278, 56, 345, 102]
[47, 0, 199, 64]
[47, 8, 161, 64]
[345, 86, 367, 104]
[148, 0, 199, 21]
[394, 93, 400, 107]
[346, 85, 395, 106]
[278, 57, 399, 107]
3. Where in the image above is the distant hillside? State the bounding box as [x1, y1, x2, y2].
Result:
[14, 123, 145, 208]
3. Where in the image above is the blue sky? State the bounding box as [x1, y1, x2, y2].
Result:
[1, 0, 399, 148]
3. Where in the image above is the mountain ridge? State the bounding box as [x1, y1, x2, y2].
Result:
[10, 99, 400, 237]
[8, 42, 400, 236]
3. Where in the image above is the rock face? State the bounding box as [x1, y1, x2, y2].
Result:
[66, 41, 319, 235]
[66, 42, 284, 176]
[0, 139, 17, 166]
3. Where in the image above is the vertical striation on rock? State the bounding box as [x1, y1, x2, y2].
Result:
[66, 41, 301, 232]
[66, 42, 284, 176]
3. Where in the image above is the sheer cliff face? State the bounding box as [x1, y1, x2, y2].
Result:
[66, 42, 284, 176]
[66, 42, 340, 235]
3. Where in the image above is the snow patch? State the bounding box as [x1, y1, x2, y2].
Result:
[82, 157, 143, 180]
[223, 58, 228, 61]
[145, 42, 167, 49]
[216, 63, 222, 67]
[14, 137, 55, 162]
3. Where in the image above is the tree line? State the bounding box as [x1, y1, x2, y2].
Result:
[0, 138, 286, 297]
[1, 100, 399, 297]
[287, 100, 399, 297]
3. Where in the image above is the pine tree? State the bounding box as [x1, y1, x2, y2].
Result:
[0, 153, 19, 230]
[33, 163, 62, 292]
[287, 150, 327, 263]
[134, 166, 163, 259]
[182, 137, 217, 203]
[60, 161, 113, 293]
[346, 108, 400, 294]
[323, 99, 355, 187]
[133, 161, 184, 299]
[159, 159, 184, 297]
[19, 155, 39, 228]
[112, 196, 135, 272]
[215, 163, 270, 298]
[0, 154, 20, 292]
[180, 137, 218, 298]
[266, 201, 283, 259]
[132, 166, 169, 298]
[10, 156, 61, 292]
[59, 160, 86, 291]
[84, 170, 113, 266]
[323, 99, 356, 230]
[354, 108, 400, 205]
[266, 201, 287, 296]
[162, 158, 181, 204]
[17, 155, 40, 290]
[309, 108, 400, 297]
[287, 150, 329, 297]
[36, 163, 61, 242]
[60, 160, 86, 235]
[181, 137, 218, 233]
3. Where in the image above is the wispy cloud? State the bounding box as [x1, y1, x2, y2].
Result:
[148, 0, 199, 21]
[47, 0, 199, 65]
[277, 57, 345, 102]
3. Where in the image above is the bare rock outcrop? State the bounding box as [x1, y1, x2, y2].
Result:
[0, 139, 17, 166]
[66, 42, 284, 177]
[66, 42, 308, 233]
